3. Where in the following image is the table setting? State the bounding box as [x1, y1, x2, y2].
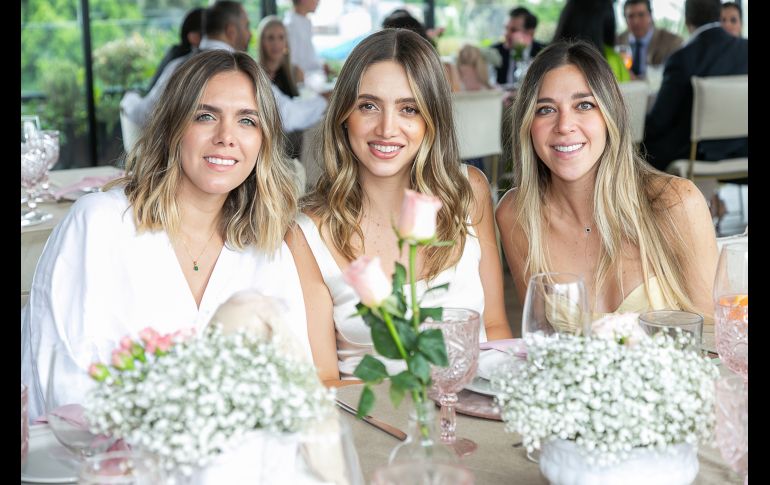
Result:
[21, 190, 746, 484]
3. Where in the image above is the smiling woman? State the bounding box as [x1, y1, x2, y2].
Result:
[286, 28, 512, 387]
[21, 50, 311, 421]
[495, 40, 719, 324]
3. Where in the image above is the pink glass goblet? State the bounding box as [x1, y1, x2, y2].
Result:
[714, 374, 748, 482]
[713, 242, 748, 382]
[421, 308, 480, 457]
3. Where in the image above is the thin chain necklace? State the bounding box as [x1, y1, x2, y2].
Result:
[179, 230, 217, 272]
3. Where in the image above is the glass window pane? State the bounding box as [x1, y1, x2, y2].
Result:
[22, 0, 88, 170]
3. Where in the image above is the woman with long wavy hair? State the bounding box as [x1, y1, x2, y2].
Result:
[22, 50, 309, 418]
[287, 29, 511, 386]
[496, 40, 717, 325]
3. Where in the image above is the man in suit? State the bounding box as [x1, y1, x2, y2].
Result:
[643, 0, 748, 172]
[492, 7, 546, 86]
[616, 0, 682, 78]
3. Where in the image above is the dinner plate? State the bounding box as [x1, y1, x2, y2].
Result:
[476, 349, 521, 381]
[21, 424, 79, 483]
[464, 376, 502, 397]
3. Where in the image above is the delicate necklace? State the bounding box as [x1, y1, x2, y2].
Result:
[179, 230, 217, 272]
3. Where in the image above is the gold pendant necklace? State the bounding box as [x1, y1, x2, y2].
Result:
[180, 230, 217, 272]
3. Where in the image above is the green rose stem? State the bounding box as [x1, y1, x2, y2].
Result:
[408, 242, 429, 406]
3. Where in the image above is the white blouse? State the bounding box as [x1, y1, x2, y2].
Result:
[296, 211, 487, 378]
[21, 187, 309, 420]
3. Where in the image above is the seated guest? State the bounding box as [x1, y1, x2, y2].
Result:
[22, 50, 309, 420]
[146, 7, 204, 92]
[496, 41, 718, 323]
[286, 29, 512, 386]
[457, 44, 493, 91]
[720, 2, 743, 37]
[643, 0, 748, 171]
[258, 15, 304, 97]
[553, 0, 631, 82]
[616, 0, 683, 78]
[492, 7, 547, 86]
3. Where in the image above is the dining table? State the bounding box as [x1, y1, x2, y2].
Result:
[335, 372, 742, 484]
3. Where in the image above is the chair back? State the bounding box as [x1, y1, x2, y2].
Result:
[691, 75, 748, 143]
[119, 108, 141, 153]
[452, 90, 504, 159]
[618, 81, 648, 143]
[716, 226, 748, 253]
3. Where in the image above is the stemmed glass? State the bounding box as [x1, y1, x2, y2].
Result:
[714, 374, 748, 483]
[521, 272, 588, 463]
[79, 450, 164, 484]
[421, 308, 480, 457]
[713, 242, 748, 383]
[33, 130, 61, 202]
[522, 272, 590, 338]
[21, 140, 54, 227]
[615, 44, 633, 72]
[46, 341, 111, 460]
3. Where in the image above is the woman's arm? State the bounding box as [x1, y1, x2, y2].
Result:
[663, 178, 719, 317]
[467, 166, 512, 340]
[285, 222, 346, 387]
[495, 188, 529, 306]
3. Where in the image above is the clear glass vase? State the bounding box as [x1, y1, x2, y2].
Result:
[388, 397, 458, 465]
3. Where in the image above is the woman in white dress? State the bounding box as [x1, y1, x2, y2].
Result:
[22, 50, 309, 419]
[286, 29, 512, 387]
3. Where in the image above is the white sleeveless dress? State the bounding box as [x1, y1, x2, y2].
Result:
[296, 169, 487, 378]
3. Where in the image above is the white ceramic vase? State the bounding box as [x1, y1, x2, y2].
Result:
[538, 438, 699, 485]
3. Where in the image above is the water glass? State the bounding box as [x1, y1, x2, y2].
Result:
[22, 383, 29, 467]
[638, 310, 703, 352]
[615, 44, 633, 71]
[79, 450, 164, 484]
[372, 462, 475, 485]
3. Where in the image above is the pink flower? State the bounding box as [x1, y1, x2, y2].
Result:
[88, 363, 110, 381]
[172, 327, 197, 342]
[155, 334, 173, 354]
[343, 256, 393, 308]
[590, 312, 648, 346]
[138, 327, 160, 345]
[396, 190, 443, 242]
[119, 336, 134, 351]
[111, 349, 134, 370]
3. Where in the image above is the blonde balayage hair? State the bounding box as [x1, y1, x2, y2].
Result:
[302, 28, 473, 279]
[257, 15, 299, 97]
[107, 50, 297, 253]
[508, 40, 696, 312]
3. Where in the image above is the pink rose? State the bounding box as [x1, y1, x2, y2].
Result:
[88, 363, 110, 381]
[155, 334, 173, 354]
[119, 336, 134, 351]
[396, 190, 443, 242]
[111, 349, 134, 370]
[138, 327, 160, 345]
[590, 312, 648, 347]
[343, 256, 393, 308]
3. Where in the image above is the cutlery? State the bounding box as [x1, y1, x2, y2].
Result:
[335, 399, 407, 441]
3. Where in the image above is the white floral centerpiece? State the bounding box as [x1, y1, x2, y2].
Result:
[84, 293, 336, 479]
[492, 313, 719, 484]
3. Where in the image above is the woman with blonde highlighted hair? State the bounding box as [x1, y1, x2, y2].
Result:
[496, 40, 717, 326]
[257, 15, 303, 97]
[22, 50, 309, 419]
[287, 29, 511, 386]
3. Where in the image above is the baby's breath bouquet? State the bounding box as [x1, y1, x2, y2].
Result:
[85, 324, 335, 476]
[493, 324, 719, 467]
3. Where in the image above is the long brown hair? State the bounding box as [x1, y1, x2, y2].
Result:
[302, 28, 473, 279]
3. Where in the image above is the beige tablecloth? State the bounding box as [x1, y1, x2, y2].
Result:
[336, 381, 742, 484]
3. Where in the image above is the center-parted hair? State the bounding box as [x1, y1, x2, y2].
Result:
[507, 40, 696, 313]
[110, 50, 297, 254]
[302, 28, 473, 279]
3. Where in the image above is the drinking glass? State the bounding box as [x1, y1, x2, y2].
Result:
[421, 308, 480, 457]
[372, 462, 475, 485]
[615, 44, 633, 71]
[714, 374, 748, 482]
[522, 272, 590, 338]
[713, 242, 748, 382]
[638, 310, 703, 352]
[79, 450, 164, 484]
[294, 413, 365, 485]
[46, 341, 110, 459]
[33, 130, 61, 202]
[21, 139, 54, 227]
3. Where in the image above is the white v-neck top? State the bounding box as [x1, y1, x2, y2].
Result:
[21, 187, 309, 420]
[296, 195, 487, 378]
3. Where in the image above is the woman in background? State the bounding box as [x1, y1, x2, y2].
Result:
[257, 15, 304, 97]
[720, 2, 743, 37]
